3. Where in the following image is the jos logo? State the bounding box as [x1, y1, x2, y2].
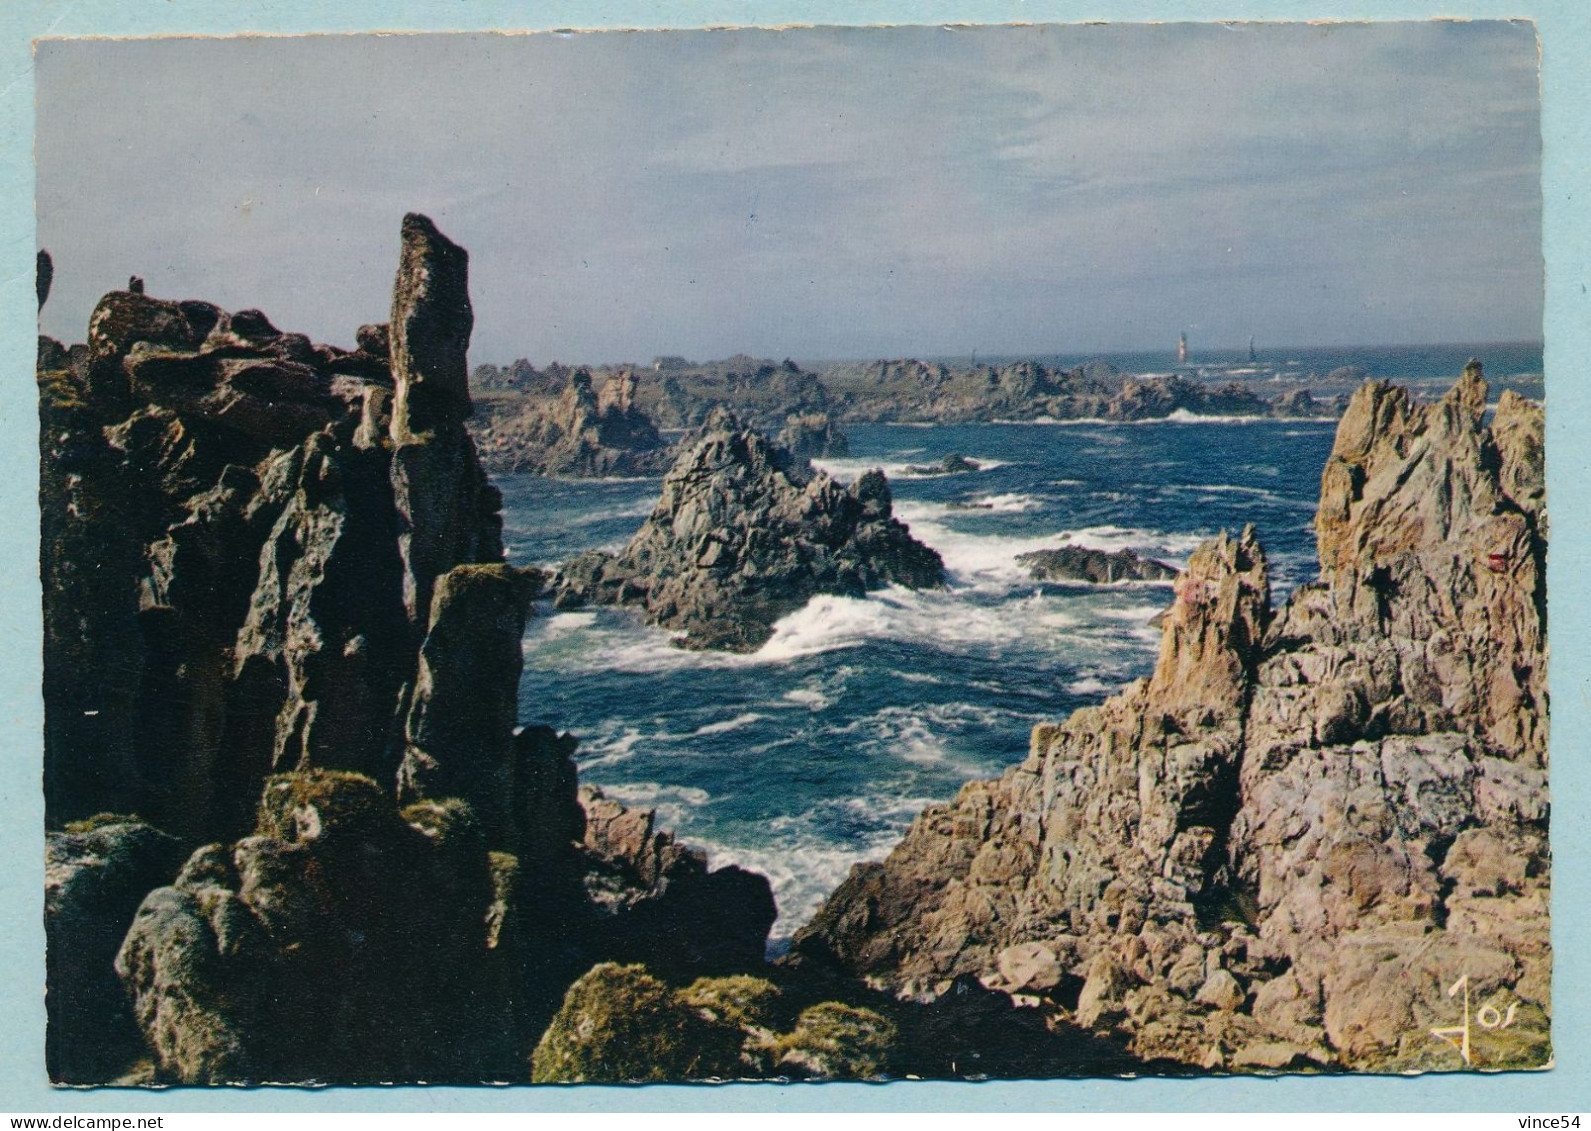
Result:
[1429, 974, 1520, 1066]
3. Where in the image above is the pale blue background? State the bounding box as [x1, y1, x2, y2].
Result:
[1, 0, 1585, 1113]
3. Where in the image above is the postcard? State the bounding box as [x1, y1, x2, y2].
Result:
[12, 6, 1583, 1113]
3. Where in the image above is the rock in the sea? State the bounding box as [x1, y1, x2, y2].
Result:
[795, 363, 1549, 1073]
[904, 452, 982, 475]
[1017, 544, 1178, 584]
[553, 408, 944, 651]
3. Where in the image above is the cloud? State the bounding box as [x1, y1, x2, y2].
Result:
[35, 21, 1541, 362]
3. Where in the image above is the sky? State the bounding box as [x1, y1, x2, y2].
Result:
[35, 22, 1542, 365]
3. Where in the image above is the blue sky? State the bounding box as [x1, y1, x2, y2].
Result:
[35, 21, 1542, 363]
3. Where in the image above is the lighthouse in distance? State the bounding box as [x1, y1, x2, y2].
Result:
[1177, 331, 1188, 364]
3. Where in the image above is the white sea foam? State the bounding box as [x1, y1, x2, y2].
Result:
[1067, 675, 1114, 696]
[894, 503, 1200, 592]
[600, 781, 713, 809]
[687, 787, 956, 938]
[567, 498, 657, 526]
[598, 781, 714, 835]
[577, 726, 646, 769]
[1163, 483, 1316, 511]
[783, 685, 833, 710]
[525, 611, 597, 642]
[962, 491, 1046, 513]
[812, 455, 1009, 483]
[758, 587, 1026, 659]
[692, 712, 769, 737]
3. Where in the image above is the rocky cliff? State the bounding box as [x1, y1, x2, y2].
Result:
[553, 408, 945, 651]
[794, 362, 1549, 1073]
[39, 216, 775, 1084]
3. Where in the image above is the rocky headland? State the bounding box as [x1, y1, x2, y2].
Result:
[793, 362, 1550, 1074]
[38, 216, 778, 1084]
[553, 409, 945, 652]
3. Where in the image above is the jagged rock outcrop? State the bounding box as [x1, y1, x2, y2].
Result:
[636, 356, 835, 431]
[40, 213, 514, 842]
[554, 408, 944, 651]
[471, 368, 674, 476]
[795, 362, 1549, 1073]
[41, 219, 779, 1085]
[776, 412, 849, 460]
[577, 786, 776, 976]
[1017, 545, 1179, 584]
[115, 771, 520, 1084]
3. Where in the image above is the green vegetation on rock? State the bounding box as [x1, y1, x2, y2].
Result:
[531, 962, 900, 1083]
[775, 1001, 897, 1080]
[530, 963, 745, 1083]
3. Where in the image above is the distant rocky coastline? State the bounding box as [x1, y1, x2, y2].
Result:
[464, 354, 1339, 479]
[471, 367, 673, 476]
[553, 408, 944, 652]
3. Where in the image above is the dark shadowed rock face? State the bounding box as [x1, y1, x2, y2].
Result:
[115, 771, 514, 1084]
[110, 760, 779, 1085]
[554, 408, 944, 651]
[46, 819, 186, 1084]
[399, 563, 540, 846]
[40, 213, 514, 846]
[1016, 545, 1178, 584]
[390, 212, 474, 439]
[42, 220, 784, 1085]
[796, 364, 1549, 1073]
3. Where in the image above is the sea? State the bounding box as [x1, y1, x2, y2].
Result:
[496, 343, 1543, 947]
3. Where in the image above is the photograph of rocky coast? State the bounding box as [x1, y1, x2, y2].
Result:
[36, 22, 1548, 1085]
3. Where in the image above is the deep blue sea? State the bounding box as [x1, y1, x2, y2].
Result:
[496, 345, 1543, 943]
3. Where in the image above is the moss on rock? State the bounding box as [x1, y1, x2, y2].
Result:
[256, 770, 397, 847]
[775, 1001, 898, 1080]
[530, 962, 745, 1083]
